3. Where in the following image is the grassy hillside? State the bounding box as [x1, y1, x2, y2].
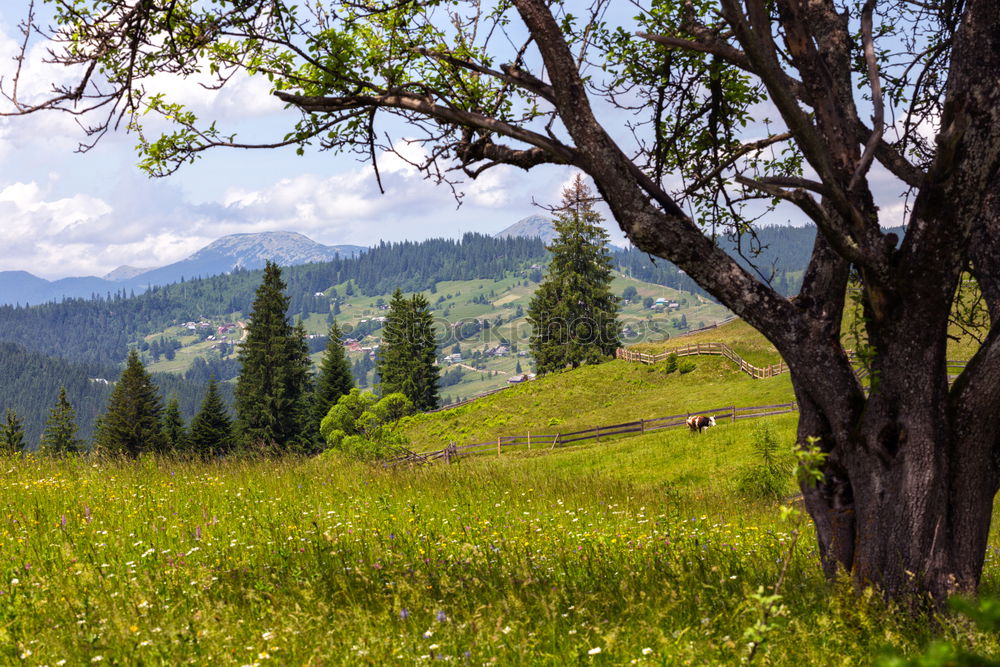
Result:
[403, 357, 794, 451]
[4, 414, 999, 665]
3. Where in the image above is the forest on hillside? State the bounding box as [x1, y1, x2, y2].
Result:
[0, 234, 548, 367]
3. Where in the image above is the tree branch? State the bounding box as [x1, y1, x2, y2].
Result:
[273, 89, 577, 166]
[849, 0, 885, 191]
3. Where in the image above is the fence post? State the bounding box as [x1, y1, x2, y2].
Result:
[596, 425, 601, 443]
[527, 431, 531, 450]
[497, 437, 501, 456]
[640, 418, 645, 434]
[551, 432, 561, 449]
[731, 406, 736, 423]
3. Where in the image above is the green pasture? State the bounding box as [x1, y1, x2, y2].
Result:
[2, 410, 999, 665]
[404, 357, 795, 451]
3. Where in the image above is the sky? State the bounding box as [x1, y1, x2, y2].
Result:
[0, 4, 911, 282]
[0, 6, 611, 280]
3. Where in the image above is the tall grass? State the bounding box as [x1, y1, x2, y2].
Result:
[3, 421, 999, 665]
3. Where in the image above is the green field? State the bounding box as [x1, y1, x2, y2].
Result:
[3, 411, 999, 665]
[403, 357, 795, 451]
[11, 309, 1000, 664]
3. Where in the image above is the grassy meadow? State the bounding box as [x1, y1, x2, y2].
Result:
[403, 357, 795, 451]
[7, 314, 1000, 664]
[3, 412, 1000, 665]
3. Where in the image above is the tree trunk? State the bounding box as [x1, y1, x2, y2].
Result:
[794, 316, 999, 600]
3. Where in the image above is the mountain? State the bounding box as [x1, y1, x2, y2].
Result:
[0, 231, 368, 306]
[495, 215, 557, 243]
[103, 265, 151, 281]
[125, 231, 365, 289]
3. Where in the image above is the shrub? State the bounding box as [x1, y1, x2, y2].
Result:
[320, 389, 415, 461]
[736, 422, 790, 499]
[678, 359, 697, 374]
[654, 353, 678, 374]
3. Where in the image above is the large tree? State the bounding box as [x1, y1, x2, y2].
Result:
[161, 395, 188, 452]
[376, 290, 440, 411]
[189, 378, 235, 457]
[235, 262, 313, 452]
[313, 320, 355, 430]
[94, 349, 166, 457]
[529, 174, 621, 373]
[39, 387, 83, 456]
[9, 0, 1000, 601]
[0, 409, 25, 456]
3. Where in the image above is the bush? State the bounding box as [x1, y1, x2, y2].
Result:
[320, 389, 415, 461]
[654, 353, 678, 374]
[736, 422, 790, 499]
[678, 359, 697, 374]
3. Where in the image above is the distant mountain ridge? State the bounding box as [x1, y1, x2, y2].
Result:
[494, 215, 557, 243]
[0, 231, 366, 306]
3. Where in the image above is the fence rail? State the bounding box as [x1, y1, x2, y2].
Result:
[615, 341, 789, 379]
[386, 401, 799, 468]
[616, 341, 970, 383]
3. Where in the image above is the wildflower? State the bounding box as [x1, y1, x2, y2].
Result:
[642, 648, 653, 655]
[588, 647, 602, 655]
[429, 644, 440, 650]
[10, 578, 18, 586]
[91, 656, 104, 662]
[262, 631, 274, 641]
[20, 649, 31, 659]
[501, 626, 512, 635]
[436, 610, 447, 623]
[423, 630, 433, 639]
[399, 608, 410, 620]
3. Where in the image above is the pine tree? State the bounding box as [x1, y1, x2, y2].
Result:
[528, 174, 621, 374]
[40, 387, 83, 455]
[0, 409, 25, 455]
[94, 349, 166, 457]
[235, 262, 313, 452]
[313, 319, 354, 427]
[162, 395, 188, 452]
[376, 290, 440, 411]
[189, 378, 234, 457]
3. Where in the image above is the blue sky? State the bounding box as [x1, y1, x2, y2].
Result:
[0, 3, 912, 281]
[0, 7, 603, 280]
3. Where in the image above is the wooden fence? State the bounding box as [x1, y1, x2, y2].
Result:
[386, 401, 799, 468]
[616, 341, 969, 383]
[616, 342, 788, 379]
[426, 386, 511, 413]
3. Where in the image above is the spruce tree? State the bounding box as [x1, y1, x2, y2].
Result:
[162, 395, 188, 452]
[235, 261, 313, 452]
[377, 290, 440, 411]
[0, 409, 25, 455]
[94, 349, 166, 457]
[313, 319, 354, 428]
[40, 387, 83, 455]
[189, 378, 234, 457]
[528, 174, 621, 374]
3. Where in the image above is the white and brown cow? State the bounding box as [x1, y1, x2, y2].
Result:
[686, 415, 716, 433]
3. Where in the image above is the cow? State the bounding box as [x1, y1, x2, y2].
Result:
[686, 415, 716, 433]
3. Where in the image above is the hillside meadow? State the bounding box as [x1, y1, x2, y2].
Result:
[402, 356, 795, 451]
[3, 412, 1000, 665]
